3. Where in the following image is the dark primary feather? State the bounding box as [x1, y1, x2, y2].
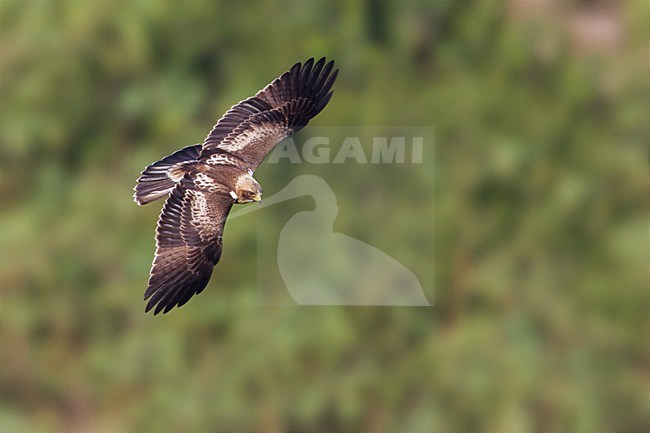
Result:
[199, 57, 338, 169]
[145, 174, 234, 314]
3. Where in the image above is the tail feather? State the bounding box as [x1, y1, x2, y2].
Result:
[134, 144, 201, 205]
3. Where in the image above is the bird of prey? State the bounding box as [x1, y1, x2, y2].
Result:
[134, 58, 338, 314]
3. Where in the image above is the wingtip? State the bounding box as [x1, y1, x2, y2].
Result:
[144, 294, 166, 315]
[301, 56, 334, 72]
[315, 57, 334, 72]
[289, 61, 301, 75]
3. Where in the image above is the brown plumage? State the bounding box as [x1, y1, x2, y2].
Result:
[134, 57, 338, 314]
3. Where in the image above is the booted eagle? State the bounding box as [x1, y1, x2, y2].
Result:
[134, 57, 338, 314]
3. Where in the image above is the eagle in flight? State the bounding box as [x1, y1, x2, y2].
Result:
[134, 57, 338, 314]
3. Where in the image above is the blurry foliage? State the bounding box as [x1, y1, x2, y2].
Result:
[0, 0, 649, 432]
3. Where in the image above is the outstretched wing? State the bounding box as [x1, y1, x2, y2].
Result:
[199, 57, 338, 170]
[145, 174, 234, 314]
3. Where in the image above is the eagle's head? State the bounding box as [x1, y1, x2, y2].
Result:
[234, 172, 262, 204]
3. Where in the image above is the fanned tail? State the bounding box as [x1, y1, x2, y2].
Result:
[134, 144, 201, 205]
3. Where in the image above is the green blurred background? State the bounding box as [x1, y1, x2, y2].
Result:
[1, 0, 648, 431]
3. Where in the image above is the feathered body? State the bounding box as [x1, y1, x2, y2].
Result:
[134, 58, 338, 314]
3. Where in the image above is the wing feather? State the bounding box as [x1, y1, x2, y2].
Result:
[200, 57, 338, 169]
[145, 175, 234, 314]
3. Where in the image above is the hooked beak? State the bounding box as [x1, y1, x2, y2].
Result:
[252, 192, 262, 203]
